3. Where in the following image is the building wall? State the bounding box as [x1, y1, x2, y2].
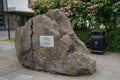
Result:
[0, 0, 34, 30]
[9, 15, 18, 29]
[29, 0, 36, 6]
[8, 13, 33, 30]
[8, 0, 29, 8]
[7, 0, 33, 12]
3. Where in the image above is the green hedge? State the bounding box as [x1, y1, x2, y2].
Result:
[75, 29, 120, 53]
[75, 29, 91, 48]
[106, 29, 120, 52]
[32, 0, 120, 31]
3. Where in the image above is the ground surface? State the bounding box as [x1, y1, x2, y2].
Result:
[0, 31, 120, 80]
[0, 30, 15, 40]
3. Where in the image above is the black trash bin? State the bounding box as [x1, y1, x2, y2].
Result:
[90, 29, 106, 54]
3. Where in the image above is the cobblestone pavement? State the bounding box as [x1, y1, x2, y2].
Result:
[0, 31, 120, 80]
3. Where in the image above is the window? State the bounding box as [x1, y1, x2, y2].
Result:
[28, 0, 31, 5]
[0, 14, 5, 29]
[17, 15, 24, 26]
[0, 0, 5, 29]
[17, 15, 32, 26]
[0, 0, 3, 13]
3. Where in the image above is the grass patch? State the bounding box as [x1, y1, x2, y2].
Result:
[2, 38, 15, 42]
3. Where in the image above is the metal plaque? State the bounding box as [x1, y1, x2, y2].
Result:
[40, 36, 54, 47]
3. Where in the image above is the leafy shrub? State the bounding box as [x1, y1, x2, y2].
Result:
[75, 29, 120, 53]
[31, 0, 120, 52]
[74, 29, 91, 48]
[106, 29, 120, 52]
[32, 0, 120, 30]
[32, 0, 98, 29]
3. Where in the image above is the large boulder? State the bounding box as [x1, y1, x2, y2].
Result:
[15, 9, 96, 76]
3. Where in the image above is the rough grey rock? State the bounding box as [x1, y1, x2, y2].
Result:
[15, 9, 96, 76]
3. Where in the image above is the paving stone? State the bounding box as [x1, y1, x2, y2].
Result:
[0, 31, 15, 39]
[12, 75, 33, 80]
[109, 71, 120, 80]
[110, 75, 120, 80]
[88, 70, 112, 80]
[0, 77, 9, 80]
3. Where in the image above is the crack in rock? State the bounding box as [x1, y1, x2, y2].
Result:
[30, 19, 35, 69]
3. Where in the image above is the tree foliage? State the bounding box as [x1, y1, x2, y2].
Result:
[31, 0, 120, 52]
[32, 0, 120, 30]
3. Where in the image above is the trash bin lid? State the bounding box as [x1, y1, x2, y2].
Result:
[91, 29, 105, 36]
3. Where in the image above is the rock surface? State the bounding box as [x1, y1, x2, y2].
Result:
[15, 9, 96, 76]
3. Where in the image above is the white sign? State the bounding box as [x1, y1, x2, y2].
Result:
[40, 36, 54, 47]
